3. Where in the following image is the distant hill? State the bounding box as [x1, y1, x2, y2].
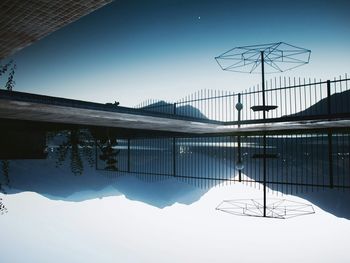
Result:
[141, 101, 174, 114]
[141, 100, 208, 119]
[292, 89, 350, 116]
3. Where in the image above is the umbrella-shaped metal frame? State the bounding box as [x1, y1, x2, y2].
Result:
[215, 42, 311, 73]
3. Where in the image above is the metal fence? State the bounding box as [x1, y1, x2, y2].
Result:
[135, 74, 350, 124]
[96, 74, 350, 193]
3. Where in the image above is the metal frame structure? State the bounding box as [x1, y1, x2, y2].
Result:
[216, 42, 311, 217]
[214, 42, 311, 74]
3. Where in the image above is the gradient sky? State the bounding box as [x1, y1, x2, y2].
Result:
[3, 0, 350, 106]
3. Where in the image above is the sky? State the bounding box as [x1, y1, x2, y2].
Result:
[2, 156, 350, 262]
[3, 0, 350, 106]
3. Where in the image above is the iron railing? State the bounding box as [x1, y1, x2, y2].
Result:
[135, 74, 350, 125]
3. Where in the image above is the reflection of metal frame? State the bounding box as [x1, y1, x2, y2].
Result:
[216, 199, 315, 219]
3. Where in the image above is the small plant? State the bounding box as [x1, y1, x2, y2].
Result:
[5, 63, 16, 91]
[0, 60, 13, 78]
[0, 60, 16, 91]
[54, 129, 95, 175]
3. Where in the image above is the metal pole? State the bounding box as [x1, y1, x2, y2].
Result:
[173, 104, 176, 176]
[261, 51, 267, 217]
[95, 138, 98, 170]
[261, 51, 266, 120]
[238, 136, 242, 182]
[127, 139, 130, 173]
[238, 93, 242, 182]
[173, 137, 176, 176]
[328, 130, 334, 188]
[326, 80, 334, 188]
[327, 80, 331, 117]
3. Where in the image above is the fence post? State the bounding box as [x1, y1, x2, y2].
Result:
[95, 139, 98, 170]
[261, 51, 267, 217]
[237, 93, 242, 182]
[127, 139, 131, 173]
[326, 80, 334, 188]
[328, 131, 334, 188]
[173, 137, 176, 176]
[327, 80, 331, 116]
[173, 102, 177, 176]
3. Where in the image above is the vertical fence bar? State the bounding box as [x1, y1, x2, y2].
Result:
[172, 101, 177, 177]
[95, 138, 98, 170]
[326, 80, 334, 189]
[127, 139, 131, 173]
[173, 137, 176, 176]
[237, 93, 242, 182]
[328, 130, 334, 188]
[327, 80, 331, 116]
[260, 51, 267, 217]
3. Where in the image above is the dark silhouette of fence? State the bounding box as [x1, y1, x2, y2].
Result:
[135, 74, 350, 124]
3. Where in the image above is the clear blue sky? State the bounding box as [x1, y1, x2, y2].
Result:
[4, 0, 350, 106]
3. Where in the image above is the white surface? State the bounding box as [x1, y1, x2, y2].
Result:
[1, 181, 349, 263]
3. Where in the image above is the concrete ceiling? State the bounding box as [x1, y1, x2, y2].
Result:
[0, 0, 113, 59]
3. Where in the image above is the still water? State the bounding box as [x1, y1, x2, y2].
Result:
[1, 123, 350, 263]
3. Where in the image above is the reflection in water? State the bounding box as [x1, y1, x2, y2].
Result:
[93, 129, 119, 171]
[1, 160, 9, 192]
[0, 160, 9, 214]
[0, 197, 7, 215]
[0, 123, 349, 218]
[53, 129, 94, 175]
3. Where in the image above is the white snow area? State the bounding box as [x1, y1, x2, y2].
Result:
[1, 179, 350, 263]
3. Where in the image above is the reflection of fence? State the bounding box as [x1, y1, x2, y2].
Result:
[135, 75, 350, 124]
[95, 132, 350, 193]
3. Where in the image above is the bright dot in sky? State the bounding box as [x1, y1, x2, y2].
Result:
[198, 16, 201, 20]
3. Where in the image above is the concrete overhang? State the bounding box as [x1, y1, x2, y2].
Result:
[0, 0, 113, 59]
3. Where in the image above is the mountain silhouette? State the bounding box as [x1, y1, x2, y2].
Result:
[141, 100, 207, 119]
[292, 89, 350, 116]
